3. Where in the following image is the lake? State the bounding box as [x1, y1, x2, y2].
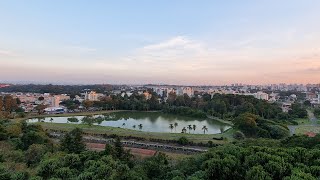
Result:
[28, 111, 232, 134]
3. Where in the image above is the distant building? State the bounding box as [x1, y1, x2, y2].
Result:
[0, 84, 10, 88]
[143, 92, 152, 100]
[306, 92, 317, 100]
[254, 92, 269, 100]
[182, 87, 194, 97]
[85, 91, 99, 101]
[56, 94, 70, 101]
[50, 96, 60, 107]
[281, 103, 292, 112]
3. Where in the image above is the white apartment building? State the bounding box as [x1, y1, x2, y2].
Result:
[254, 92, 269, 101]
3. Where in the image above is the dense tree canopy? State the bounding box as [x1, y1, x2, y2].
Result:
[0, 119, 319, 179]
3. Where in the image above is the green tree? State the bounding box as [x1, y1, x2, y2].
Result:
[181, 127, 187, 133]
[245, 165, 272, 180]
[178, 137, 189, 145]
[25, 144, 47, 166]
[174, 122, 178, 132]
[192, 124, 196, 133]
[188, 124, 192, 134]
[60, 128, 86, 154]
[202, 125, 208, 134]
[233, 113, 258, 136]
[169, 124, 174, 132]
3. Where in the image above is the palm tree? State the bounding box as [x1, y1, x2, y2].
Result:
[220, 126, 225, 133]
[187, 125, 192, 134]
[174, 122, 178, 132]
[169, 124, 174, 132]
[181, 127, 187, 133]
[138, 124, 143, 129]
[202, 125, 208, 134]
[192, 124, 196, 133]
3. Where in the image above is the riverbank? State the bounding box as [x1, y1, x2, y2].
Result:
[206, 115, 233, 125]
[14, 110, 161, 121]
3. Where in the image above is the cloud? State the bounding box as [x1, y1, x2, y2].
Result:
[0, 49, 16, 57]
[126, 36, 211, 71]
[142, 36, 203, 51]
[303, 67, 320, 73]
[2, 35, 320, 85]
[89, 35, 320, 85]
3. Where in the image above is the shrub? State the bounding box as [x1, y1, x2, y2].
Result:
[177, 137, 189, 145]
[233, 131, 246, 140]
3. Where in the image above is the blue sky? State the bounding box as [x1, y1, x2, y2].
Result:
[1, 0, 320, 85]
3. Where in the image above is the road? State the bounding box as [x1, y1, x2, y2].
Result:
[307, 109, 318, 125]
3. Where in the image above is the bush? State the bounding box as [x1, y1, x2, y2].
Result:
[16, 112, 26, 118]
[177, 137, 189, 145]
[233, 131, 246, 140]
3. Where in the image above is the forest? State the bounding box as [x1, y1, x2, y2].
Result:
[1, 120, 320, 180]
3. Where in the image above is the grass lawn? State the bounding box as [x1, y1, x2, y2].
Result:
[294, 126, 320, 134]
[37, 122, 233, 144]
[294, 118, 311, 125]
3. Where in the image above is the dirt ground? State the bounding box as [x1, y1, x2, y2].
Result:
[86, 142, 157, 157]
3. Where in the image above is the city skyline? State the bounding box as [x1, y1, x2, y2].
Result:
[1, 1, 320, 85]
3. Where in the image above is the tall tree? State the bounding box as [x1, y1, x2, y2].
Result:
[169, 124, 174, 132]
[188, 124, 192, 134]
[174, 122, 178, 132]
[192, 124, 197, 133]
[60, 128, 85, 154]
[202, 125, 208, 134]
[3, 95, 12, 113]
[181, 127, 187, 133]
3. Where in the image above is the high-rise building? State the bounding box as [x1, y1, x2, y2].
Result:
[50, 96, 60, 107]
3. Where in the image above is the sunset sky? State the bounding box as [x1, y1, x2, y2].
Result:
[1, 0, 320, 85]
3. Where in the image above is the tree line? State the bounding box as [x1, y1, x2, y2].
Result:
[67, 91, 307, 123]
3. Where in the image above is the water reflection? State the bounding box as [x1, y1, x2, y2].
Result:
[28, 112, 231, 134]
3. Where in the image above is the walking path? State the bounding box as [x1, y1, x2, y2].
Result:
[49, 132, 208, 154]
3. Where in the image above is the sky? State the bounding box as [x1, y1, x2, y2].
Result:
[0, 0, 320, 85]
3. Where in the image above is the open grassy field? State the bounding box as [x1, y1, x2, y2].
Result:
[294, 125, 320, 135]
[36, 122, 233, 144]
[294, 118, 312, 125]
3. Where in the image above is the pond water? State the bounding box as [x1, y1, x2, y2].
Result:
[28, 111, 232, 134]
